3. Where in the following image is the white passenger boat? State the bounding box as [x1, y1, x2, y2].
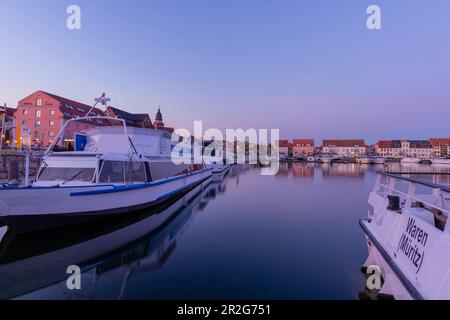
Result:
[432, 157, 450, 165]
[0, 109, 212, 232]
[401, 157, 421, 164]
[360, 172, 450, 299]
[211, 163, 231, 174]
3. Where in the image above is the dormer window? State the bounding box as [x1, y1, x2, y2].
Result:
[36, 98, 42, 107]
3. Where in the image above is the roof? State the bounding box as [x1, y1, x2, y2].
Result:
[40, 91, 106, 119]
[323, 139, 365, 147]
[107, 106, 150, 123]
[376, 140, 401, 148]
[293, 139, 314, 147]
[277, 140, 290, 148]
[0, 106, 16, 117]
[409, 140, 432, 149]
[430, 138, 450, 146]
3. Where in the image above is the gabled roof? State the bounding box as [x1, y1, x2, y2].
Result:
[108, 106, 150, 122]
[376, 140, 401, 148]
[430, 138, 450, 146]
[293, 139, 314, 147]
[323, 139, 365, 147]
[277, 140, 290, 148]
[40, 91, 106, 119]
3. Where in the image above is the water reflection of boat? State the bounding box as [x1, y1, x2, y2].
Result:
[0, 171, 231, 300]
[360, 172, 450, 299]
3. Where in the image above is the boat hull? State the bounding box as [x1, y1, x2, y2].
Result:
[0, 169, 212, 233]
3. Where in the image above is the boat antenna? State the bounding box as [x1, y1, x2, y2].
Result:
[85, 93, 110, 117]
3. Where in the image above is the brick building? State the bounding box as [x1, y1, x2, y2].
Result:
[292, 139, 315, 156]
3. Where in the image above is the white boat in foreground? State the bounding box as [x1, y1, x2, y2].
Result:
[360, 172, 450, 299]
[401, 157, 421, 164]
[0, 103, 212, 232]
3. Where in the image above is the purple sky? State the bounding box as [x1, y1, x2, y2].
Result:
[1, 0, 449, 144]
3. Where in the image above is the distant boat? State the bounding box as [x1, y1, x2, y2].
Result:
[306, 156, 316, 162]
[431, 157, 450, 165]
[401, 157, 421, 164]
[370, 156, 386, 164]
[357, 157, 371, 165]
[318, 154, 332, 164]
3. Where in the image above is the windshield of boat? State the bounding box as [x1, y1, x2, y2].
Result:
[37, 167, 95, 182]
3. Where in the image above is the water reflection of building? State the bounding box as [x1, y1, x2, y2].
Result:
[0, 168, 235, 299]
[321, 163, 365, 179]
[291, 163, 314, 178]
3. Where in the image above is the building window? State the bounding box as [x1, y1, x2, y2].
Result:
[36, 110, 41, 118]
[48, 131, 54, 137]
[21, 120, 26, 126]
[49, 120, 54, 126]
[36, 98, 42, 106]
[22, 109, 28, 115]
[35, 120, 41, 128]
[49, 109, 55, 115]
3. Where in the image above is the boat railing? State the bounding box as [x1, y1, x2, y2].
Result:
[373, 171, 450, 233]
[44, 115, 136, 157]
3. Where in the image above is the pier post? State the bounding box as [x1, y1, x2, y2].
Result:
[8, 159, 19, 182]
[24, 152, 30, 186]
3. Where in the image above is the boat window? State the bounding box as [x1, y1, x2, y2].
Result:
[99, 161, 125, 183]
[125, 162, 147, 182]
[38, 167, 95, 182]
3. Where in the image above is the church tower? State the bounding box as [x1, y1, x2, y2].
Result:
[153, 107, 165, 129]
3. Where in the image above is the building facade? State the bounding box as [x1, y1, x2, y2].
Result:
[429, 138, 450, 158]
[292, 139, 315, 156]
[15, 90, 106, 148]
[277, 140, 290, 157]
[375, 140, 434, 159]
[0, 105, 16, 147]
[322, 139, 366, 157]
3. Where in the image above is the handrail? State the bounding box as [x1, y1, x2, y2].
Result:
[44, 116, 136, 157]
[377, 171, 450, 194]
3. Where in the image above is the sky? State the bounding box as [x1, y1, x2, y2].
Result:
[0, 0, 449, 144]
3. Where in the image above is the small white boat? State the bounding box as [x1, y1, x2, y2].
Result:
[0, 96, 212, 232]
[370, 156, 386, 165]
[306, 156, 316, 162]
[431, 157, 450, 165]
[360, 172, 450, 299]
[318, 154, 332, 164]
[357, 157, 371, 165]
[401, 157, 421, 164]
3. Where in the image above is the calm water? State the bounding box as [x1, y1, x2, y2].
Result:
[1, 162, 449, 300]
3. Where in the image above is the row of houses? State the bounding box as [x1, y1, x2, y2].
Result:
[0, 90, 173, 149]
[277, 139, 450, 159]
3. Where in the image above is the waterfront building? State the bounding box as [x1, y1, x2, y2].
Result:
[277, 140, 290, 158]
[429, 138, 450, 158]
[292, 139, 315, 157]
[321, 139, 366, 157]
[106, 106, 153, 129]
[375, 140, 402, 158]
[0, 105, 16, 147]
[375, 140, 433, 159]
[15, 90, 107, 147]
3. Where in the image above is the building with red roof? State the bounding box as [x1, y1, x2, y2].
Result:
[322, 139, 366, 157]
